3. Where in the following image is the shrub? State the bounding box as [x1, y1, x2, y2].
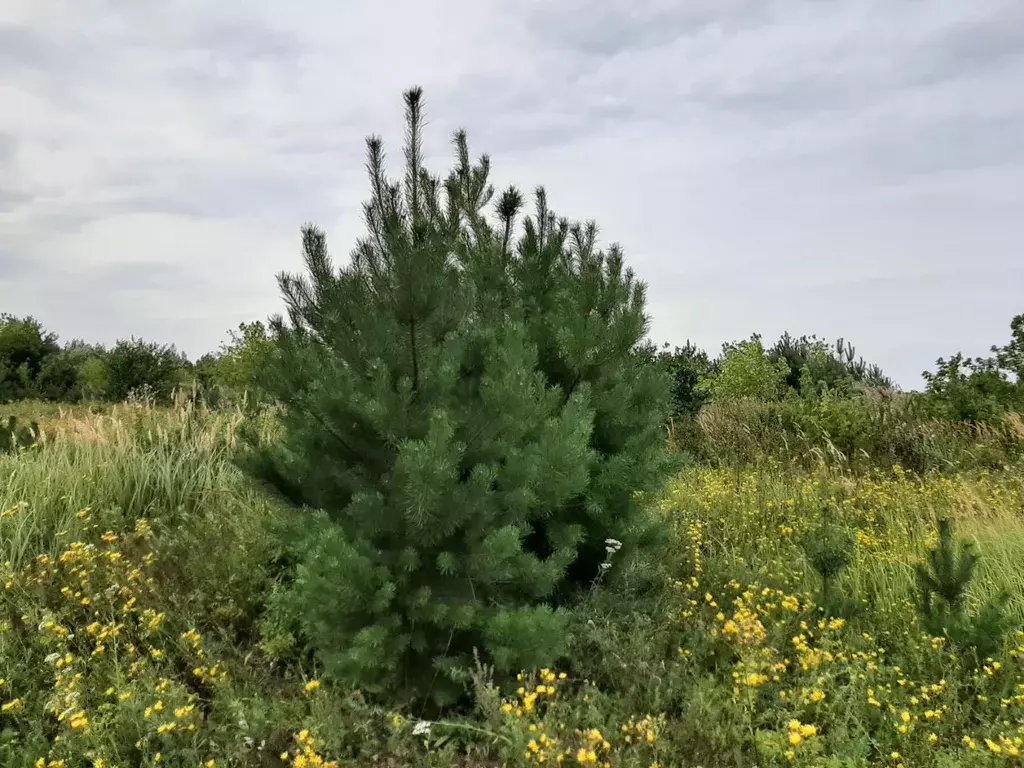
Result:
[688, 389, 1023, 474]
[0, 313, 61, 402]
[237, 87, 678, 707]
[801, 509, 857, 618]
[992, 313, 1024, 381]
[214, 320, 277, 409]
[921, 314, 1024, 424]
[700, 335, 790, 402]
[186, 352, 224, 407]
[78, 353, 111, 401]
[768, 333, 893, 396]
[105, 337, 188, 405]
[33, 349, 83, 402]
[658, 341, 717, 421]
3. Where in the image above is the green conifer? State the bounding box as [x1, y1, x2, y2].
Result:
[915, 518, 1014, 664]
[237, 88, 677, 706]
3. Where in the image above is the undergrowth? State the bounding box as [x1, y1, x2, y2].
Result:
[2, 404, 1024, 767]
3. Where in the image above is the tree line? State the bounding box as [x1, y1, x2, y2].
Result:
[0, 313, 274, 407]
[3, 308, 1022, 427]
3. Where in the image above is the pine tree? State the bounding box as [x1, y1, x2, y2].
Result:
[802, 505, 858, 618]
[915, 518, 1014, 665]
[237, 88, 678, 706]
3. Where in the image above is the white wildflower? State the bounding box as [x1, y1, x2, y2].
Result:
[413, 720, 433, 737]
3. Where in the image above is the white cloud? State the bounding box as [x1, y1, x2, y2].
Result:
[1, 0, 1023, 386]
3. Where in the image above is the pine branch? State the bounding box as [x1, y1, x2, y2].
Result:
[404, 86, 424, 234]
[409, 317, 420, 395]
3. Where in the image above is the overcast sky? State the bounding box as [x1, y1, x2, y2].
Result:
[2, 1, 1022, 389]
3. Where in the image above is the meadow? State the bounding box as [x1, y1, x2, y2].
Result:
[2, 397, 1023, 768]
[4, 86, 1023, 768]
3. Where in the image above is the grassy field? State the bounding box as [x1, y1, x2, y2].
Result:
[2, 402, 1024, 767]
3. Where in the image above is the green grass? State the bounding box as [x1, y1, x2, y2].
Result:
[0, 403, 242, 567]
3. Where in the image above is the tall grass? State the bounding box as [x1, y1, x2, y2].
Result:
[664, 461, 1024, 630]
[3, 398, 1024, 767]
[688, 395, 1024, 473]
[0, 400, 252, 569]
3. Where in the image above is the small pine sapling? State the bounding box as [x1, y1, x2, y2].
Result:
[802, 505, 858, 618]
[915, 517, 1015, 665]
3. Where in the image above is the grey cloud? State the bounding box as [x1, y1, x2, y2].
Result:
[0, 250, 199, 296]
[0, 190, 34, 213]
[2, 1, 1023, 386]
[911, 7, 1024, 86]
[0, 24, 59, 71]
[0, 132, 15, 164]
[529, 2, 1024, 130]
[444, 84, 642, 155]
[5, 210, 103, 238]
[861, 115, 1024, 181]
[82, 260, 197, 293]
[181, 16, 303, 61]
[0, 251, 34, 280]
[527, 11, 698, 59]
[162, 17, 305, 96]
[0, 24, 111, 109]
[521, 1, 764, 59]
[98, 162, 344, 223]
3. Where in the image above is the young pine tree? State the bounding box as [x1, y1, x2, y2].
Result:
[915, 518, 1014, 665]
[237, 88, 678, 707]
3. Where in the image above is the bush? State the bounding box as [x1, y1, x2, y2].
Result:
[214, 320, 277, 409]
[105, 337, 188, 405]
[699, 335, 789, 402]
[77, 352, 111, 401]
[33, 349, 83, 402]
[768, 333, 893, 396]
[237, 88, 678, 708]
[915, 518, 1015, 666]
[658, 342, 717, 421]
[187, 352, 224, 407]
[921, 314, 1024, 424]
[0, 313, 61, 402]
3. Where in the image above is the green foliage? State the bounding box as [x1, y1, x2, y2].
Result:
[0, 313, 60, 401]
[237, 88, 677, 707]
[693, 389, 1024, 474]
[30, 339, 109, 402]
[785, 388, 913, 469]
[679, 318, 1022, 474]
[699, 335, 789, 402]
[992, 313, 1024, 380]
[32, 349, 82, 402]
[921, 353, 1014, 423]
[188, 352, 224, 407]
[769, 333, 892, 396]
[77, 353, 110, 400]
[3, 369, 1024, 767]
[915, 518, 1016, 665]
[658, 341, 717, 420]
[801, 509, 856, 616]
[0, 414, 40, 453]
[922, 313, 1024, 424]
[215, 320, 277, 408]
[105, 337, 187, 405]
